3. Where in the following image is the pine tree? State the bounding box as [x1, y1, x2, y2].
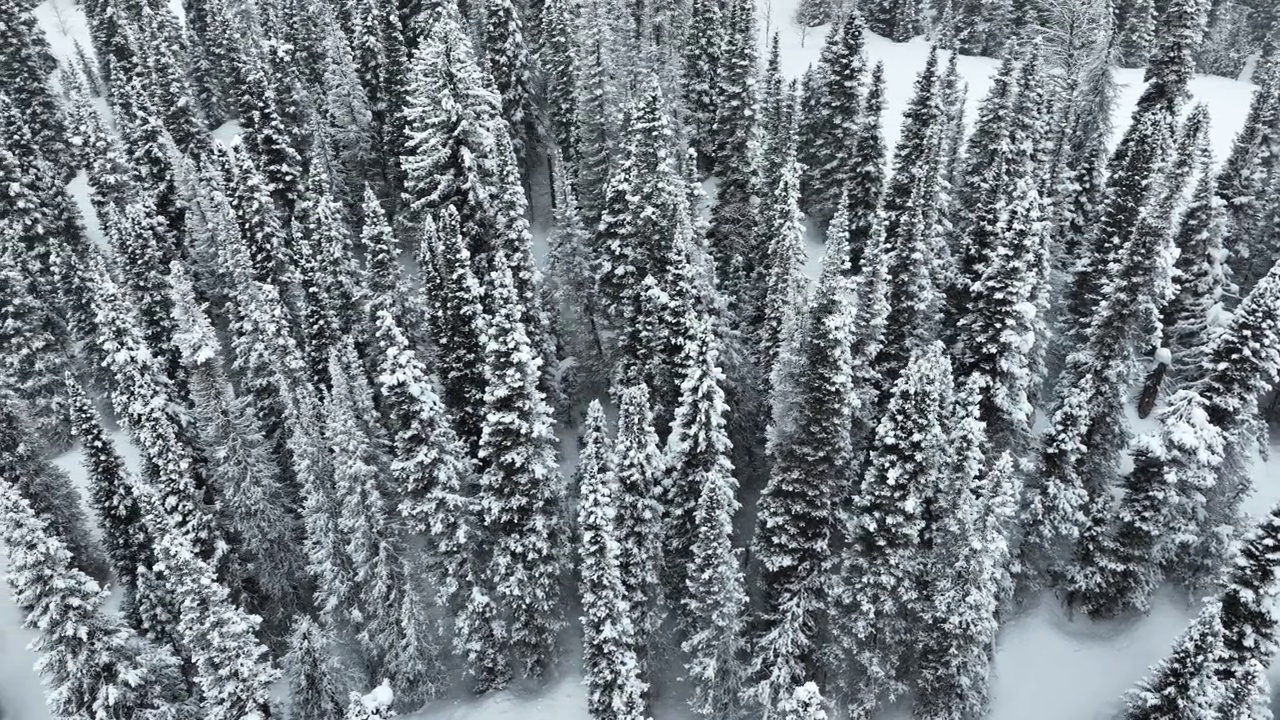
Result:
[865, 0, 924, 42]
[170, 261, 302, 632]
[63, 377, 155, 611]
[1214, 505, 1280, 718]
[344, 682, 396, 719]
[610, 384, 666, 666]
[807, 13, 867, 223]
[285, 616, 349, 720]
[1115, 0, 1156, 68]
[749, 227, 856, 712]
[574, 9, 615, 226]
[683, 0, 725, 167]
[837, 342, 955, 715]
[234, 37, 304, 213]
[476, 250, 564, 679]
[780, 682, 828, 720]
[400, 9, 505, 249]
[483, 0, 537, 172]
[845, 62, 888, 271]
[1120, 601, 1225, 719]
[418, 208, 488, 449]
[0, 0, 71, 173]
[0, 477, 188, 720]
[383, 564, 445, 710]
[672, 318, 747, 720]
[874, 49, 946, 385]
[706, 0, 761, 306]
[578, 416, 648, 720]
[539, 0, 579, 164]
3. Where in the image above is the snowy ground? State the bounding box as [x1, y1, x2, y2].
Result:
[3, 0, 1273, 718]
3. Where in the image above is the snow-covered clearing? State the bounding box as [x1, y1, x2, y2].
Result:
[2, 0, 1273, 718]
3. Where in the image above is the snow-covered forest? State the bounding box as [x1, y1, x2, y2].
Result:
[4, 0, 1280, 717]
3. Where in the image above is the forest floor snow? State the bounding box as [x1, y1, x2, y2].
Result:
[4, 0, 1274, 718]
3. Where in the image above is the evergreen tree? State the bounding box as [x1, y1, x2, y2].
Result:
[865, 0, 924, 42]
[1120, 602, 1225, 719]
[757, 136, 808, 377]
[780, 682, 828, 720]
[64, 377, 155, 611]
[0, 478, 188, 720]
[545, 176, 610, 402]
[325, 352, 407, 676]
[672, 319, 747, 720]
[1136, 0, 1209, 118]
[483, 0, 537, 172]
[837, 342, 956, 715]
[285, 616, 349, 720]
[610, 383, 666, 667]
[706, 0, 762, 302]
[953, 52, 1052, 461]
[595, 77, 699, 401]
[683, 0, 725, 167]
[476, 250, 564, 679]
[539, 0, 579, 164]
[234, 36, 304, 213]
[845, 62, 888, 271]
[1197, 0, 1251, 78]
[750, 226, 856, 712]
[170, 261, 302, 632]
[1115, 0, 1156, 67]
[400, 10, 505, 250]
[807, 14, 867, 223]
[0, 0, 70, 173]
[144, 499, 279, 720]
[915, 441, 1020, 720]
[578, 413, 648, 720]
[574, 9, 615, 227]
[874, 49, 946, 384]
[418, 208, 488, 449]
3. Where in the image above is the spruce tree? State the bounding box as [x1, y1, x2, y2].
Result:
[749, 225, 856, 712]
[757, 135, 808, 377]
[671, 318, 747, 720]
[807, 13, 867, 223]
[400, 9, 505, 250]
[325, 351, 408, 676]
[0, 0, 71, 173]
[874, 49, 946, 384]
[1136, 0, 1209, 118]
[682, 0, 725, 167]
[170, 261, 302, 632]
[865, 0, 924, 42]
[1116, 0, 1156, 68]
[0, 478, 188, 720]
[483, 0, 537, 172]
[63, 377, 155, 610]
[837, 342, 956, 715]
[706, 0, 761, 306]
[1120, 602, 1225, 719]
[610, 383, 666, 668]
[845, 62, 887, 272]
[578, 412, 648, 720]
[545, 176, 610, 401]
[418, 208, 488, 449]
[285, 616, 349, 720]
[595, 77, 699, 402]
[539, 0, 579, 164]
[915, 442, 1020, 720]
[476, 250, 564, 679]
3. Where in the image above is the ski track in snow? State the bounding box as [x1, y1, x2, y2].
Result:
[1, 0, 1273, 717]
